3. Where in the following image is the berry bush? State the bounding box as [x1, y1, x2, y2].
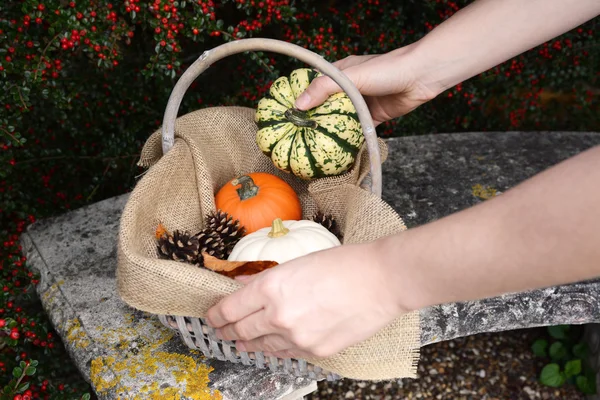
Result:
[0, 0, 598, 397]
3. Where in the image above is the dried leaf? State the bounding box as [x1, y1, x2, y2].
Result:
[202, 252, 278, 278]
[155, 223, 169, 240]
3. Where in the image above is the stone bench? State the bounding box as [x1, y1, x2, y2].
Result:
[22, 131, 600, 399]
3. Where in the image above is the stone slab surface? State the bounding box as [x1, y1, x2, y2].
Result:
[22, 131, 600, 398]
[382, 131, 600, 345]
[21, 195, 316, 400]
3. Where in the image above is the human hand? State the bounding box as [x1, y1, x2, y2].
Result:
[294, 45, 439, 126]
[205, 241, 404, 360]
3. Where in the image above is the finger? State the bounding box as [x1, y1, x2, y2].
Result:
[294, 74, 341, 110]
[234, 274, 258, 284]
[215, 310, 274, 342]
[333, 54, 380, 70]
[264, 349, 312, 360]
[296, 55, 381, 110]
[206, 285, 265, 328]
[236, 334, 293, 353]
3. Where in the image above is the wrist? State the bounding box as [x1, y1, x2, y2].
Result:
[370, 229, 437, 314]
[388, 41, 446, 102]
[403, 37, 459, 98]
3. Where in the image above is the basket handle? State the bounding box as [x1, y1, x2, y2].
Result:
[161, 38, 382, 197]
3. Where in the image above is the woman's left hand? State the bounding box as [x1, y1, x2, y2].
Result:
[205, 241, 404, 360]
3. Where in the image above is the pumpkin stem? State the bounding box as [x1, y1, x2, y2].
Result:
[268, 218, 290, 238]
[231, 175, 259, 200]
[284, 108, 318, 129]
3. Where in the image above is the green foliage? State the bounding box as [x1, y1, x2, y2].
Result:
[0, 0, 598, 396]
[532, 339, 548, 357]
[532, 325, 597, 395]
[540, 363, 566, 388]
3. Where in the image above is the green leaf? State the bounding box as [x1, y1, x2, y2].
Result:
[549, 342, 567, 361]
[17, 382, 30, 393]
[532, 339, 548, 357]
[548, 325, 570, 340]
[573, 343, 588, 359]
[13, 367, 22, 378]
[25, 366, 36, 376]
[540, 363, 566, 387]
[565, 359, 582, 378]
[81, 394, 91, 400]
[30, 360, 39, 367]
[576, 375, 597, 394]
[19, 361, 26, 369]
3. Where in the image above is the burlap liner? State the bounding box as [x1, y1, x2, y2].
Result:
[116, 106, 420, 380]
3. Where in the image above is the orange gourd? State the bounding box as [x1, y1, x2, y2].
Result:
[214, 172, 302, 234]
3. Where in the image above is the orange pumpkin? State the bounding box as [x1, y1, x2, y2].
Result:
[214, 172, 302, 234]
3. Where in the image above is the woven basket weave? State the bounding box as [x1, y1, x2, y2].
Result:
[117, 38, 420, 382]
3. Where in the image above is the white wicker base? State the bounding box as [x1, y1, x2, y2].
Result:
[159, 315, 341, 381]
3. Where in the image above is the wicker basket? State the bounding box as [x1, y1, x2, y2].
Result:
[148, 38, 383, 381]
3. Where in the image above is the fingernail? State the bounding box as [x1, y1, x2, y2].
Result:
[236, 342, 246, 352]
[295, 92, 311, 110]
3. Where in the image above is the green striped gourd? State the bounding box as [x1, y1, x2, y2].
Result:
[255, 68, 364, 180]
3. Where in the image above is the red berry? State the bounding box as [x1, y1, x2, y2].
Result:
[10, 330, 20, 339]
[58, 384, 64, 391]
[14, 395, 22, 400]
[0, 319, 5, 327]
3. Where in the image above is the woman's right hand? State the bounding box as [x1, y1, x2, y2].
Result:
[294, 44, 440, 126]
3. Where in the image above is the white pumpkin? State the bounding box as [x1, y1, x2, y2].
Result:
[227, 218, 341, 264]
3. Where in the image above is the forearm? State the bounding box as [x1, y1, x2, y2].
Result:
[377, 145, 600, 312]
[410, 0, 600, 95]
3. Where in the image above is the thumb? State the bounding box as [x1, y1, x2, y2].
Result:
[294, 74, 342, 110]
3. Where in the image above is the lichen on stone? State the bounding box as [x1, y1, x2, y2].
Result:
[471, 184, 497, 200]
[90, 316, 221, 399]
[65, 318, 91, 349]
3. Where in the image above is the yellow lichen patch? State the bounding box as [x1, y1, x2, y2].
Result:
[125, 352, 222, 400]
[90, 318, 220, 399]
[41, 281, 62, 304]
[472, 184, 497, 200]
[65, 318, 91, 349]
[90, 357, 118, 392]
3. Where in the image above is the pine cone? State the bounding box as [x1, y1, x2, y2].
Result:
[205, 209, 246, 256]
[156, 227, 201, 265]
[196, 228, 227, 264]
[311, 212, 343, 241]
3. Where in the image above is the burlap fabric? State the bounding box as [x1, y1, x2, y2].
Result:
[116, 106, 420, 380]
